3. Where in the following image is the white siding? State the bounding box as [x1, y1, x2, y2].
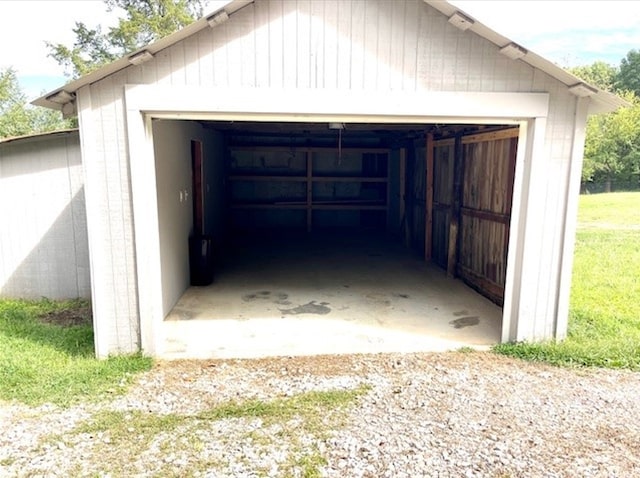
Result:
[82, 0, 580, 353]
[0, 132, 90, 299]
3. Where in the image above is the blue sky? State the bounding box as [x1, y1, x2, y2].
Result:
[451, 1, 640, 67]
[1, 1, 639, 101]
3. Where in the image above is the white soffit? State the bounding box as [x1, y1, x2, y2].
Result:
[33, 0, 627, 116]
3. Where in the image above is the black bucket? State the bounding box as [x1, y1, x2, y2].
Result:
[189, 235, 214, 286]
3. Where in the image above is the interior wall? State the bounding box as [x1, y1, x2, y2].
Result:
[411, 142, 427, 252]
[387, 148, 401, 235]
[153, 120, 193, 315]
[153, 121, 228, 315]
[202, 129, 226, 250]
[228, 146, 392, 232]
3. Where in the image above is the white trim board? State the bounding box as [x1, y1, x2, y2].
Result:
[123, 85, 550, 355]
[125, 86, 549, 121]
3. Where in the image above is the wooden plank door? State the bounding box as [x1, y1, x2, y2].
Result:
[431, 140, 455, 268]
[456, 130, 518, 305]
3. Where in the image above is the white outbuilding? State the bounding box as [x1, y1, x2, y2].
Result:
[31, 0, 624, 358]
[0, 130, 90, 300]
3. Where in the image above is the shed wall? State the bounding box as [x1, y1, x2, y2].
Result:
[0, 132, 90, 299]
[79, 0, 580, 353]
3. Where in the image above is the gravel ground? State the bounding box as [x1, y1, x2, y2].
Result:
[2, 352, 640, 477]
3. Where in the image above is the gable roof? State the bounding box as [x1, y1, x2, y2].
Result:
[33, 0, 627, 115]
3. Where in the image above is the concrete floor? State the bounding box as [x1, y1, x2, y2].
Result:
[162, 232, 502, 359]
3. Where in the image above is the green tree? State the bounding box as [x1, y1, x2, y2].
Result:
[582, 91, 640, 192]
[569, 61, 618, 92]
[616, 49, 640, 96]
[0, 68, 31, 137]
[0, 68, 73, 140]
[48, 0, 205, 78]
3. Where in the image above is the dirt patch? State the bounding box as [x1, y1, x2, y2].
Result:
[39, 306, 92, 328]
[152, 351, 528, 382]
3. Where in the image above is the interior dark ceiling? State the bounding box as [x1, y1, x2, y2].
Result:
[200, 120, 509, 148]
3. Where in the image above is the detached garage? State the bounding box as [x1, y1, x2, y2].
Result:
[34, 0, 624, 358]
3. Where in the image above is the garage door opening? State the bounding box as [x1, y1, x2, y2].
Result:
[151, 119, 517, 358]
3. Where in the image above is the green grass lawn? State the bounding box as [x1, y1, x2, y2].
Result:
[495, 191, 640, 369]
[576, 191, 640, 228]
[0, 299, 152, 406]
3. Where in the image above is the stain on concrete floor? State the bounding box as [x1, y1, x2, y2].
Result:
[280, 301, 331, 316]
[449, 316, 480, 329]
[242, 291, 291, 305]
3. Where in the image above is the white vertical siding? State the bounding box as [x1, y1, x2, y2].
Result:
[83, 0, 580, 353]
[83, 73, 139, 352]
[0, 132, 90, 299]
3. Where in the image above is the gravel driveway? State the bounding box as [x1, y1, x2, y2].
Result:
[2, 352, 639, 477]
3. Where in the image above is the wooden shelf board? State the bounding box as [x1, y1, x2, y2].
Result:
[229, 175, 387, 183]
[229, 175, 306, 181]
[230, 146, 390, 153]
[231, 203, 387, 211]
[231, 204, 308, 209]
[313, 204, 388, 210]
[311, 176, 388, 183]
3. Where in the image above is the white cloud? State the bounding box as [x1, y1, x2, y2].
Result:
[0, 1, 120, 78]
[450, 0, 640, 66]
[451, 1, 640, 35]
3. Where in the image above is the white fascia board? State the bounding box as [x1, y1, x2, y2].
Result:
[124, 85, 550, 120]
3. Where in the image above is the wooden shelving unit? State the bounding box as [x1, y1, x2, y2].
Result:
[228, 146, 390, 231]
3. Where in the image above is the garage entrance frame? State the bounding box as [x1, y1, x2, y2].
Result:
[116, 85, 549, 357]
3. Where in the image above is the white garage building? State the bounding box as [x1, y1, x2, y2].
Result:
[30, 0, 623, 358]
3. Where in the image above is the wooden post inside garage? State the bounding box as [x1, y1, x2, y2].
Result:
[447, 134, 463, 277]
[424, 132, 434, 262]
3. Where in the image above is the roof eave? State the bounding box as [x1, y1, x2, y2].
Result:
[32, 0, 252, 110]
[0, 128, 79, 146]
[425, 1, 628, 115]
[33, 0, 628, 117]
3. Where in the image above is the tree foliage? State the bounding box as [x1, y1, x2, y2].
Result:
[47, 0, 205, 78]
[583, 92, 640, 191]
[568, 61, 618, 92]
[616, 49, 640, 97]
[0, 68, 73, 140]
[570, 55, 640, 192]
[0, 68, 31, 137]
